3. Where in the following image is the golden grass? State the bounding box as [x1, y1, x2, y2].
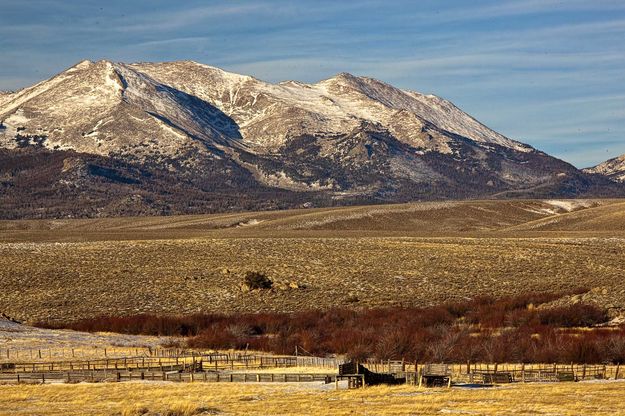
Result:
[1, 381, 624, 416]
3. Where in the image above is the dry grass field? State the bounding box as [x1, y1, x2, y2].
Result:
[1, 380, 624, 416]
[1, 199, 625, 323]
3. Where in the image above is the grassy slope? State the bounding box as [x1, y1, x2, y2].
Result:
[506, 200, 625, 232]
[0, 200, 625, 241]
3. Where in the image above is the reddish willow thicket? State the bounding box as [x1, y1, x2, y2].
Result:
[40, 289, 625, 364]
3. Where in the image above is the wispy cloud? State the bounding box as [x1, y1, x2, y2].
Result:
[107, 3, 269, 32]
[422, 0, 625, 23]
[0, 1, 624, 167]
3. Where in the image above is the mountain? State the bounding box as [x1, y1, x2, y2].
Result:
[584, 154, 625, 182]
[0, 60, 621, 219]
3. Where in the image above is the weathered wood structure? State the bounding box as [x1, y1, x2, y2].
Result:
[337, 361, 405, 389]
[419, 364, 452, 388]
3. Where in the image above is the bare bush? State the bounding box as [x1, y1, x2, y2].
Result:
[243, 271, 273, 290]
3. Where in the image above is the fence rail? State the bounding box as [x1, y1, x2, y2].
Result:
[0, 353, 341, 373]
[0, 370, 336, 385]
[360, 360, 621, 381]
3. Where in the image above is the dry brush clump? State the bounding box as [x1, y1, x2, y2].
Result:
[242, 271, 273, 290]
[39, 289, 625, 364]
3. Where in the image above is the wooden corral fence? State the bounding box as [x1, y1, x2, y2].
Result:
[0, 351, 341, 373]
[0, 347, 341, 368]
[0, 371, 337, 385]
[337, 361, 405, 388]
[359, 360, 622, 386]
[1, 351, 622, 387]
[0, 347, 170, 362]
[0, 350, 344, 385]
[418, 364, 452, 388]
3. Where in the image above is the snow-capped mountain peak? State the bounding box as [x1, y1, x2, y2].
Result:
[2, 59, 616, 219]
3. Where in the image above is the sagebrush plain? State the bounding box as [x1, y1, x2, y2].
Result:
[1, 199, 625, 323]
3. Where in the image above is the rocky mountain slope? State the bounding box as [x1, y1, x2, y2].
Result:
[585, 154, 625, 182]
[0, 60, 621, 218]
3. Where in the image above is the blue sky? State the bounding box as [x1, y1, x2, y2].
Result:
[1, 0, 624, 168]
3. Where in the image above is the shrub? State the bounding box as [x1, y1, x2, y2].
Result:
[537, 304, 608, 327]
[244, 271, 273, 290]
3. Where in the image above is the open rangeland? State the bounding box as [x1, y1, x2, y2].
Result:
[1, 381, 624, 416]
[2, 199, 625, 416]
[1, 199, 625, 323]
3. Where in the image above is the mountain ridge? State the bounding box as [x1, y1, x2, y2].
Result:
[585, 154, 625, 182]
[0, 59, 622, 219]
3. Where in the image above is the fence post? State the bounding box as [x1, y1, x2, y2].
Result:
[415, 361, 418, 386]
[417, 365, 422, 388]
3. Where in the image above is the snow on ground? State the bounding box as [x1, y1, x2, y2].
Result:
[545, 199, 598, 212]
[0, 318, 167, 351]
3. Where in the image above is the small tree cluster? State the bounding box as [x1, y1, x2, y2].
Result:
[38, 288, 625, 364]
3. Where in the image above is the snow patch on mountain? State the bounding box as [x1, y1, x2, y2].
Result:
[130, 61, 533, 156]
[585, 154, 625, 182]
[0, 60, 246, 161]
